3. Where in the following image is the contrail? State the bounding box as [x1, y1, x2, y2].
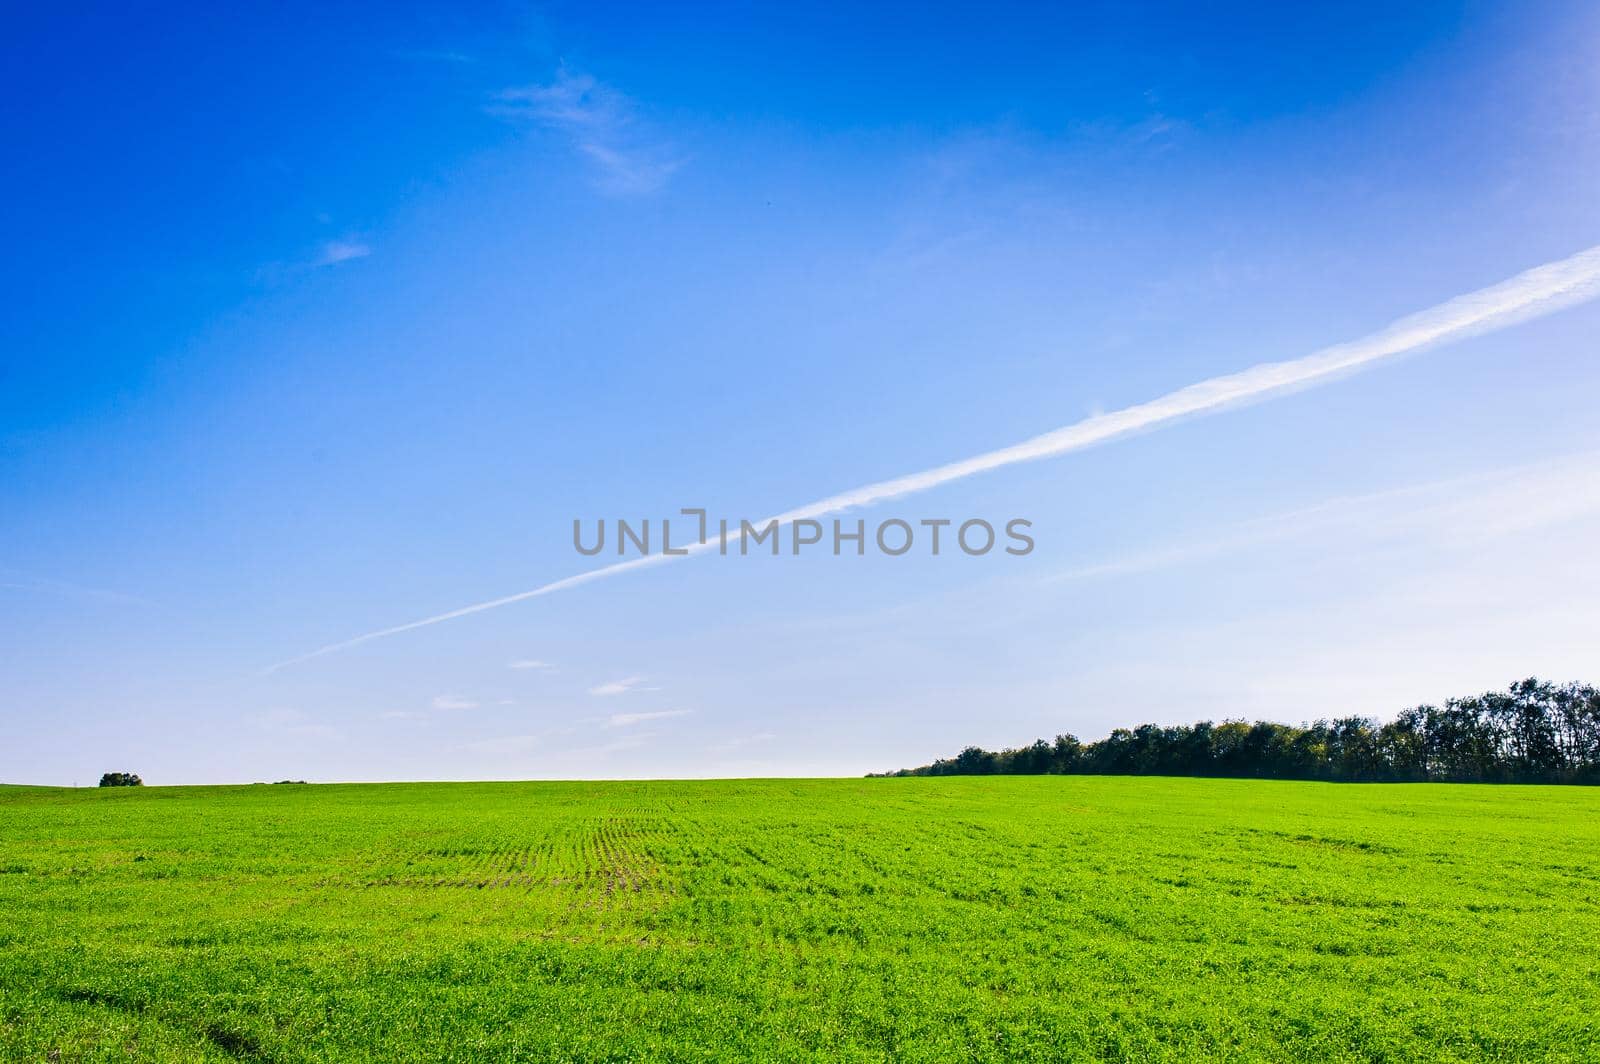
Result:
[267, 244, 1600, 671]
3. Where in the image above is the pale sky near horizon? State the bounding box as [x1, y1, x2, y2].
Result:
[3, 2, 1599, 785]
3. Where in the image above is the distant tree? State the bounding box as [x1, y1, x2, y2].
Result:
[1379, 708, 1429, 781]
[98, 772, 143, 787]
[952, 746, 998, 775]
[1051, 734, 1083, 773]
[872, 680, 1600, 785]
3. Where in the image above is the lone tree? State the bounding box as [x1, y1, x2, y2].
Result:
[98, 772, 143, 788]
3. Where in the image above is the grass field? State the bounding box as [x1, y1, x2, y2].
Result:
[1, 777, 1597, 1062]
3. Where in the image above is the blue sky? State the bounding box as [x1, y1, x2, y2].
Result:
[3, 2, 1599, 784]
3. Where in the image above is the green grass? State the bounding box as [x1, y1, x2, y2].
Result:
[1, 777, 1597, 1062]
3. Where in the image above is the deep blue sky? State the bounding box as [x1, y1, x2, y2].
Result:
[4, 2, 1598, 783]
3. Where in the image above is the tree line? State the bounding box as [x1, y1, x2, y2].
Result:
[873, 679, 1600, 784]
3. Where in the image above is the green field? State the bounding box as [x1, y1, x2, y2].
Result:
[1, 777, 1596, 1062]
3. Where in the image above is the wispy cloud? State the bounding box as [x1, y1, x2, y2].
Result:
[491, 68, 681, 195]
[607, 709, 691, 728]
[1048, 450, 1600, 584]
[561, 734, 652, 759]
[0, 569, 145, 605]
[508, 659, 556, 671]
[460, 733, 541, 756]
[461, 728, 655, 759]
[266, 243, 1600, 670]
[314, 239, 370, 267]
[710, 731, 777, 754]
[256, 234, 372, 284]
[393, 48, 476, 65]
[431, 694, 478, 711]
[255, 708, 338, 740]
[587, 676, 649, 697]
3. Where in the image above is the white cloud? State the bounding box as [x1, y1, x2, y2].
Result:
[255, 708, 338, 740]
[607, 709, 691, 728]
[314, 239, 370, 267]
[267, 243, 1600, 671]
[1046, 450, 1600, 584]
[710, 731, 777, 754]
[460, 734, 541, 756]
[491, 68, 682, 195]
[431, 694, 478, 711]
[393, 49, 476, 65]
[587, 676, 648, 697]
[560, 734, 652, 759]
[0, 569, 145, 605]
[508, 659, 555, 671]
